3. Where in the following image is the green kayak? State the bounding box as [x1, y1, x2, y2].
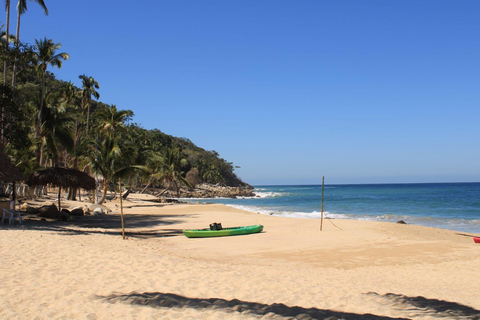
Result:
[183, 224, 263, 238]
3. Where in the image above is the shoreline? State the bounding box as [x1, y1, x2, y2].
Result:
[179, 200, 480, 235]
[182, 182, 480, 235]
[2, 194, 480, 319]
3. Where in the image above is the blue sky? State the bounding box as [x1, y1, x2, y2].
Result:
[7, 0, 480, 185]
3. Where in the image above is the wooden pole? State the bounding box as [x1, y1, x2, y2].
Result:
[119, 178, 126, 239]
[58, 186, 62, 212]
[320, 176, 324, 231]
[10, 181, 16, 213]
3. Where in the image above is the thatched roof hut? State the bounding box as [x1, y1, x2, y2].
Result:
[27, 167, 95, 191]
[0, 145, 24, 182]
[27, 167, 95, 211]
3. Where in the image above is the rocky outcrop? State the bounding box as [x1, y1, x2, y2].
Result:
[20, 203, 39, 214]
[38, 203, 60, 219]
[69, 206, 85, 216]
[148, 183, 256, 199]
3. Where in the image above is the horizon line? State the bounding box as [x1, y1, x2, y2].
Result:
[252, 181, 480, 187]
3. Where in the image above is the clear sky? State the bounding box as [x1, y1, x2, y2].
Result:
[8, 0, 480, 185]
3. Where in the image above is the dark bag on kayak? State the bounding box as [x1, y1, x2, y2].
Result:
[209, 222, 223, 230]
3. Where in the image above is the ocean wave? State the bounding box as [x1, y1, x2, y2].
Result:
[226, 204, 345, 220]
[227, 204, 280, 216]
[252, 191, 286, 198]
[180, 190, 287, 200]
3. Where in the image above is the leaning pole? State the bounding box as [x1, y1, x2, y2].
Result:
[320, 176, 324, 231]
[119, 178, 126, 239]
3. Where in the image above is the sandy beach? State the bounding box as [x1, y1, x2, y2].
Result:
[1, 194, 479, 319]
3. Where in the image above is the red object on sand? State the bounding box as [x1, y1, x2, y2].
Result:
[474, 237, 480, 244]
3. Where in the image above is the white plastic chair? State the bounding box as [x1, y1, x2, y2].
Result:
[1, 208, 22, 225]
[1, 208, 13, 225]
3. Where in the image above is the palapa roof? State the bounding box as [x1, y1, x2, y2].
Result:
[27, 167, 96, 190]
[0, 145, 25, 182]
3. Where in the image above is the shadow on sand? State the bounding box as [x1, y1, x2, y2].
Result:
[455, 233, 480, 239]
[366, 292, 480, 319]
[17, 211, 192, 239]
[97, 291, 408, 320]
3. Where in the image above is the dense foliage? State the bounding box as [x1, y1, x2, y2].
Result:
[1, 34, 248, 201]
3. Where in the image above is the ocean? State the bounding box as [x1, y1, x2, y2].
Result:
[184, 183, 480, 234]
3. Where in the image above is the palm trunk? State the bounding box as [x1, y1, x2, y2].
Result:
[85, 100, 90, 138]
[98, 181, 108, 204]
[2, 58, 7, 85]
[11, 59, 17, 89]
[140, 175, 154, 193]
[122, 188, 131, 200]
[35, 70, 46, 165]
[73, 119, 80, 169]
[68, 119, 81, 200]
[1, 2, 11, 143]
[35, 69, 46, 139]
[174, 180, 180, 197]
[158, 188, 168, 196]
[127, 173, 135, 194]
[3, 1, 10, 85]
[11, 11, 20, 90]
[37, 142, 44, 167]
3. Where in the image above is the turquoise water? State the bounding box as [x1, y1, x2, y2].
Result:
[184, 183, 480, 234]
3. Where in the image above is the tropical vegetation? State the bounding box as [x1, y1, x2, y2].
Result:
[0, 7, 248, 204]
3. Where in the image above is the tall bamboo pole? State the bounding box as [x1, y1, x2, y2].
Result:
[11, 181, 16, 211]
[320, 176, 324, 231]
[57, 186, 61, 212]
[119, 178, 126, 239]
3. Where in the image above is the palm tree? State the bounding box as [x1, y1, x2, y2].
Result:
[88, 104, 138, 203]
[37, 92, 74, 167]
[202, 164, 225, 184]
[60, 81, 81, 162]
[59, 81, 90, 200]
[95, 104, 133, 138]
[140, 152, 164, 194]
[124, 124, 152, 190]
[155, 147, 192, 197]
[0, 22, 15, 47]
[59, 81, 79, 114]
[11, 0, 48, 89]
[32, 37, 69, 140]
[8, 143, 36, 175]
[90, 137, 141, 204]
[0, 23, 16, 72]
[1, 22, 5, 44]
[90, 105, 134, 199]
[79, 74, 99, 139]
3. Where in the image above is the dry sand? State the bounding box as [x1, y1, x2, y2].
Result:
[1, 193, 479, 319]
